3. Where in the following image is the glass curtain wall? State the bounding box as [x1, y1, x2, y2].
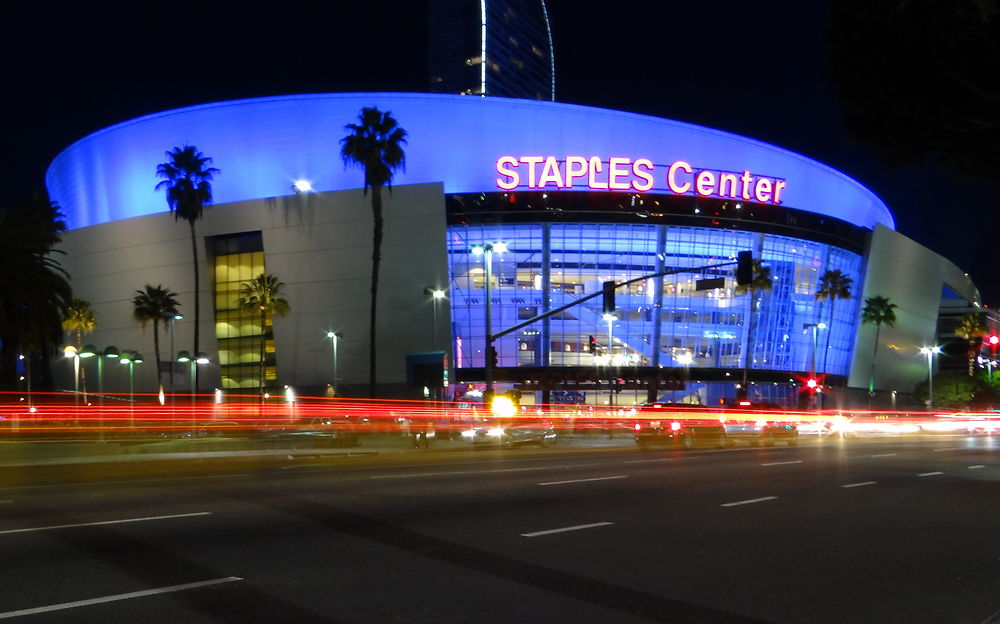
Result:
[447, 223, 863, 385]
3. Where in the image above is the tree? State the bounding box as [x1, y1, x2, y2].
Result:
[955, 312, 987, 376]
[815, 269, 853, 377]
[341, 107, 407, 398]
[827, 0, 1000, 184]
[155, 146, 219, 395]
[62, 298, 97, 397]
[734, 259, 773, 397]
[861, 295, 898, 394]
[133, 284, 180, 397]
[0, 194, 72, 390]
[238, 273, 290, 397]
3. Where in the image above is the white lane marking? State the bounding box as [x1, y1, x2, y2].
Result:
[917, 471, 944, 477]
[869, 453, 897, 458]
[622, 458, 671, 464]
[721, 496, 778, 507]
[0, 512, 211, 536]
[760, 460, 802, 466]
[969, 465, 985, 470]
[0, 500, 13, 504]
[522, 522, 614, 537]
[0, 577, 242, 619]
[841, 481, 877, 488]
[371, 464, 597, 479]
[933, 448, 965, 453]
[539, 475, 627, 486]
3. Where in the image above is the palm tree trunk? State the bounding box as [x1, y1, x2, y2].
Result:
[190, 220, 200, 396]
[869, 322, 882, 395]
[741, 288, 756, 397]
[260, 309, 266, 398]
[369, 186, 383, 398]
[153, 318, 162, 396]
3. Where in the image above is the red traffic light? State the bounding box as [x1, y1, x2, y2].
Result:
[805, 378, 819, 390]
[990, 335, 999, 346]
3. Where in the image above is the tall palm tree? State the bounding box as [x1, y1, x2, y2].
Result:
[734, 260, 773, 397]
[815, 269, 854, 377]
[0, 194, 72, 390]
[341, 107, 407, 398]
[238, 273, 291, 397]
[62, 298, 97, 398]
[955, 312, 987, 376]
[133, 284, 180, 396]
[861, 295, 898, 395]
[155, 146, 219, 395]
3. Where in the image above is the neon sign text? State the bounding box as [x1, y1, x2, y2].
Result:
[496, 156, 786, 204]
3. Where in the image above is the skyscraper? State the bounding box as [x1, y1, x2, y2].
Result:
[429, 0, 555, 101]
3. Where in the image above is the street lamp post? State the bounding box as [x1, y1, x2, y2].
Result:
[919, 346, 941, 409]
[471, 242, 506, 398]
[603, 313, 617, 406]
[119, 350, 142, 426]
[177, 351, 209, 433]
[425, 288, 446, 349]
[803, 322, 827, 408]
[63, 345, 80, 408]
[170, 314, 183, 397]
[326, 332, 342, 396]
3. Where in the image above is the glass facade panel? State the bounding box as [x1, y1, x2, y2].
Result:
[447, 222, 863, 385]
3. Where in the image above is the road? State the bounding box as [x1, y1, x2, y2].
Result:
[0, 435, 997, 623]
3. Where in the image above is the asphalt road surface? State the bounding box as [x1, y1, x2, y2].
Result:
[0, 435, 998, 623]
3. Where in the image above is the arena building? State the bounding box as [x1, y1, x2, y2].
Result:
[46, 93, 980, 406]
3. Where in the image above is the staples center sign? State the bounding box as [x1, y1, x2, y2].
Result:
[495, 155, 786, 205]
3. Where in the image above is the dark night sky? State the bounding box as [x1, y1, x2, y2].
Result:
[4, 2, 996, 301]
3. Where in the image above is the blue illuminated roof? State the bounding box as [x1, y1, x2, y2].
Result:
[46, 93, 893, 231]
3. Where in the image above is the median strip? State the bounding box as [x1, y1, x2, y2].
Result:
[0, 511, 211, 536]
[721, 496, 778, 507]
[522, 522, 614, 537]
[538, 475, 627, 486]
[841, 481, 877, 488]
[0, 577, 242, 619]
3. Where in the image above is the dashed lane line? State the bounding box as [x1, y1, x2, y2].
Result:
[917, 471, 944, 477]
[0, 512, 211, 536]
[622, 458, 672, 464]
[933, 447, 966, 453]
[0, 577, 243, 620]
[522, 522, 614, 537]
[721, 496, 778, 507]
[969, 465, 986, 469]
[868, 453, 897, 458]
[760, 460, 802, 466]
[371, 464, 597, 479]
[539, 475, 628, 486]
[841, 481, 877, 488]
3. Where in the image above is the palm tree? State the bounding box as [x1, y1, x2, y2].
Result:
[955, 312, 987, 376]
[133, 284, 180, 397]
[341, 107, 407, 398]
[0, 194, 72, 390]
[815, 269, 854, 377]
[62, 298, 97, 398]
[861, 295, 898, 395]
[155, 146, 219, 395]
[734, 259, 773, 397]
[238, 273, 291, 397]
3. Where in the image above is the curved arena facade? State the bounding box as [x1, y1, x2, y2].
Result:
[47, 93, 979, 406]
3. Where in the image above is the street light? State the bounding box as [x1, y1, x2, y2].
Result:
[424, 287, 447, 349]
[803, 322, 827, 408]
[471, 242, 506, 397]
[170, 314, 183, 396]
[326, 331, 342, 396]
[63, 345, 80, 407]
[81, 345, 117, 440]
[119, 350, 142, 426]
[919, 346, 942, 409]
[603, 312, 617, 406]
[177, 350, 209, 431]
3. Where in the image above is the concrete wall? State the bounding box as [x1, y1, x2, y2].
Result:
[56, 183, 450, 397]
[848, 224, 979, 394]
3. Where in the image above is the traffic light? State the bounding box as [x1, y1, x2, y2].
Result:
[804, 377, 821, 393]
[990, 335, 999, 348]
[487, 345, 498, 368]
[602, 281, 616, 314]
[589, 335, 598, 353]
[736, 251, 753, 286]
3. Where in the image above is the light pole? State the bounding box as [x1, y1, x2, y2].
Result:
[803, 322, 827, 408]
[177, 351, 209, 432]
[676, 350, 693, 403]
[119, 350, 142, 426]
[603, 313, 617, 406]
[81, 345, 118, 440]
[170, 314, 183, 396]
[471, 242, 506, 398]
[919, 346, 941, 409]
[63, 345, 80, 408]
[425, 287, 446, 349]
[988, 335, 999, 382]
[326, 331, 342, 396]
